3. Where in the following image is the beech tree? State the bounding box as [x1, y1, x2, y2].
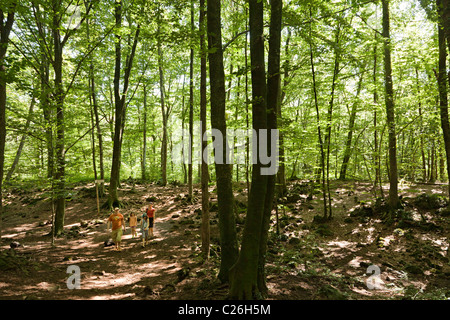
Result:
[382, 0, 400, 209]
[207, 0, 239, 283]
[0, 0, 16, 240]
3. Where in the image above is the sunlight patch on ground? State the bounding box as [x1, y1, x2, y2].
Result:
[0, 282, 10, 289]
[90, 293, 134, 300]
[348, 256, 369, 268]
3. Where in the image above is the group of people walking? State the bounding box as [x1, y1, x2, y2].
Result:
[106, 204, 156, 251]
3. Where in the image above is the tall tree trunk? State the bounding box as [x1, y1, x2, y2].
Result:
[257, 0, 282, 298]
[309, 7, 328, 218]
[437, 0, 450, 197]
[109, 0, 140, 207]
[229, 0, 268, 299]
[41, 52, 53, 179]
[86, 6, 104, 196]
[373, 30, 384, 198]
[245, 9, 250, 193]
[188, 0, 194, 199]
[142, 84, 148, 180]
[32, 4, 53, 180]
[382, 0, 400, 209]
[109, 0, 124, 207]
[206, 0, 239, 283]
[200, 0, 210, 259]
[0, 2, 15, 241]
[277, 29, 291, 196]
[339, 71, 364, 180]
[324, 24, 341, 218]
[6, 95, 35, 181]
[158, 24, 168, 186]
[52, 0, 66, 236]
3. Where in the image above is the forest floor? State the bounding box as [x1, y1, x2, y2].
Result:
[0, 179, 449, 300]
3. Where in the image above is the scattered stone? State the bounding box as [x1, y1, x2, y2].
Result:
[10, 241, 21, 249]
[141, 285, 154, 296]
[176, 267, 191, 283]
[349, 205, 374, 218]
[405, 264, 423, 275]
[359, 261, 370, 269]
[288, 237, 301, 245]
[343, 217, 353, 223]
[318, 284, 347, 300]
[104, 239, 115, 247]
[161, 283, 176, 293]
[413, 193, 447, 210]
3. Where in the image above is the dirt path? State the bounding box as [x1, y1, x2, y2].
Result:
[0, 184, 215, 300]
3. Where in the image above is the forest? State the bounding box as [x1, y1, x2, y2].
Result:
[0, 0, 449, 302]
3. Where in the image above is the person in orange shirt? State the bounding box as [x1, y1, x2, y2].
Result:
[146, 204, 156, 239]
[107, 207, 126, 251]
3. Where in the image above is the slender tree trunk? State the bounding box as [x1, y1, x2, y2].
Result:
[245, 10, 250, 194]
[109, 0, 140, 207]
[257, 0, 282, 298]
[158, 24, 168, 186]
[0, 3, 15, 241]
[41, 54, 53, 179]
[109, 0, 124, 207]
[309, 7, 328, 218]
[52, 0, 66, 236]
[206, 0, 239, 283]
[382, 0, 400, 209]
[6, 95, 34, 181]
[373, 29, 384, 198]
[437, 0, 450, 197]
[86, 10, 104, 196]
[188, 0, 194, 199]
[277, 29, 291, 196]
[200, 0, 210, 259]
[142, 85, 148, 180]
[229, 0, 268, 299]
[33, 4, 54, 180]
[339, 71, 364, 180]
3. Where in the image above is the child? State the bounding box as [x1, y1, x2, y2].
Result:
[146, 203, 156, 239]
[107, 207, 126, 251]
[129, 212, 137, 238]
[140, 214, 149, 247]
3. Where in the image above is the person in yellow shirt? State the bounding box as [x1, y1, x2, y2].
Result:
[107, 208, 126, 251]
[129, 212, 137, 238]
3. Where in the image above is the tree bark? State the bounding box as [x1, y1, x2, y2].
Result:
[229, 0, 268, 299]
[309, 7, 328, 218]
[382, 0, 400, 209]
[108, 0, 140, 207]
[200, 0, 210, 259]
[339, 71, 364, 180]
[324, 23, 341, 218]
[206, 0, 239, 283]
[0, 2, 15, 240]
[277, 29, 291, 196]
[52, 0, 66, 236]
[188, 0, 194, 199]
[437, 0, 450, 197]
[158, 22, 168, 186]
[257, 0, 282, 297]
[86, 6, 104, 196]
[142, 84, 148, 180]
[6, 95, 35, 181]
